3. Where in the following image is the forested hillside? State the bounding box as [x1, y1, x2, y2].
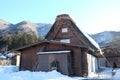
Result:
[0, 19, 51, 51]
[0, 32, 43, 51]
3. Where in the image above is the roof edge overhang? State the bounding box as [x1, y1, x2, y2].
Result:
[13, 40, 88, 51]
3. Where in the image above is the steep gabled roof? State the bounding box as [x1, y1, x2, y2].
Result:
[45, 14, 100, 52]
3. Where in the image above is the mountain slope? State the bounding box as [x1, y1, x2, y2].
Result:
[0, 19, 11, 30]
[36, 23, 52, 36]
[0, 19, 52, 37]
[90, 31, 120, 47]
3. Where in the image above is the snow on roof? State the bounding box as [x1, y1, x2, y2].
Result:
[80, 29, 103, 55]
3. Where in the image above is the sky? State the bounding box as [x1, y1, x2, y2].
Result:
[0, 0, 120, 34]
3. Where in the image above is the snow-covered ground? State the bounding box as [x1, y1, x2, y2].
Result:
[88, 67, 118, 79]
[0, 65, 85, 80]
[0, 65, 120, 80]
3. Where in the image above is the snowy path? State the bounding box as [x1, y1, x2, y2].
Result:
[88, 67, 120, 79]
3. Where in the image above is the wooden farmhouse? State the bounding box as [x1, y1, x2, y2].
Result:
[15, 14, 103, 77]
[102, 43, 120, 67]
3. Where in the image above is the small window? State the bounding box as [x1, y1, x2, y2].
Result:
[62, 28, 68, 33]
[60, 39, 70, 43]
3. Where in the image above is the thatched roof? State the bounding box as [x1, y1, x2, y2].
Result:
[46, 14, 100, 52]
[102, 43, 120, 57]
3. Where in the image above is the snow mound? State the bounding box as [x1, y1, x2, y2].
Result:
[0, 70, 85, 80]
[0, 66, 85, 80]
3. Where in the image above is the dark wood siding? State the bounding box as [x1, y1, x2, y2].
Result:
[19, 42, 87, 76]
[20, 46, 38, 71]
